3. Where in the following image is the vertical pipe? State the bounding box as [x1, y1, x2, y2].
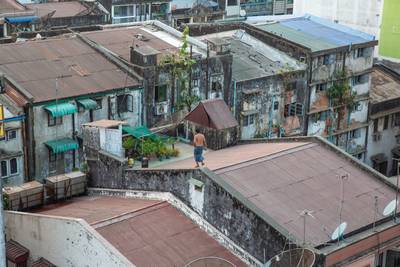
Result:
[0, 182, 6, 267]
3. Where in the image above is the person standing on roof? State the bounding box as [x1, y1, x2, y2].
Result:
[193, 128, 207, 168]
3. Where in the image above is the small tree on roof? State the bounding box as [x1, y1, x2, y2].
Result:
[161, 26, 200, 112]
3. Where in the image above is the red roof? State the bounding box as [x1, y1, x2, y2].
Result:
[0, 36, 140, 104]
[185, 99, 239, 130]
[6, 239, 29, 264]
[34, 196, 246, 266]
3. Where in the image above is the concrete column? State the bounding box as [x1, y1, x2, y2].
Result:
[149, 3, 152, 20]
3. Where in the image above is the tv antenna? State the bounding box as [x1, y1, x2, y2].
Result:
[336, 173, 348, 245]
[299, 209, 315, 246]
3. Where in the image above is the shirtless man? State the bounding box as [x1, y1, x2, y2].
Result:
[193, 128, 207, 167]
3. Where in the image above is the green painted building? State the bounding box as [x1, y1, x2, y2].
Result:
[379, 0, 400, 59]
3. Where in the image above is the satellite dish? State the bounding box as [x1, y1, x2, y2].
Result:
[383, 199, 397, 216]
[239, 9, 246, 17]
[331, 222, 347, 241]
[184, 257, 236, 267]
[265, 248, 315, 267]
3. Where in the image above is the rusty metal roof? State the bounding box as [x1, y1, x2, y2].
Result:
[6, 239, 29, 264]
[0, 0, 26, 13]
[34, 196, 246, 266]
[185, 99, 239, 130]
[82, 26, 178, 61]
[215, 141, 397, 246]
[96, 202, 247, 267]
[0, 36, 140, 104]
[370, 67, 400, 104]
[26, 1, 105, 18]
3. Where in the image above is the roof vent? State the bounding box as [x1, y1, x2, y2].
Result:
[134, 34, 148, 41]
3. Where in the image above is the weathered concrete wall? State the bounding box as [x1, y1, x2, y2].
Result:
[4, 211, 133, 267]
[31, 89, 141, 181]
[89, 166, 305, 264]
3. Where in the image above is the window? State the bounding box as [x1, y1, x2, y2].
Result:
[1, 161, 7, 177]
[155, 85, 167, 103]
[355, 48, 364, 58]
[284, 103, 303, 117]
[95, 99, 102, 110]
[353, 102, 362, 112]
[49, 152, 63, 172]
[352, 74, 367, 85]
[117, 94, 133, 113]
[316, 83, 328, 92]
[384, 115, 389, 130]
[373, 119, 379, 133]
[211, 81, 222, 92]
[48, 114, 62, 127]
[227, 0, 237, 6]
[273, 101, 279, 110]
[9, 158, 17, 175]
[192, 79, 199, 87]
[243, 114, 255, 127]
[113, 5, 135, 18]
[6, 130, 16, 140]
[393, 113, 400, 127]
[323, 55, 330, 65]
[350, 129, 360, 139]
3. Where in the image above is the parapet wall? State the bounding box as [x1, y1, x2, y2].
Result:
[4, 211, 133, 267]
[89, 164, 309, 264]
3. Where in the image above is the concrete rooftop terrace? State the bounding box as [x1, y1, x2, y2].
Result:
[197, 30, 306, 81]
[253, 15, 376, 52]
[33, 196, 247, 267]
[159, 139, 397, 247]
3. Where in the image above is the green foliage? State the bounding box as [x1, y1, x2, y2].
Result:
[160, 26, 198, 112]
[326, 70, 356, 109]
[142, 139, 157, 157]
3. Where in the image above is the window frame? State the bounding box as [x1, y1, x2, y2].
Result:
[6, 130, 17, 141]
[48, 114, 63, 127]
[95, 98, 103, 110]
[155, 84, 168, 103]
[243, 114, 255, 127]
[9, 158, 18, 175]
[117, 94, 134, 113]
[0, 160, 7, 178]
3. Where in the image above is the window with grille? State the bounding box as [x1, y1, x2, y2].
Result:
[284, 103, 303, 117]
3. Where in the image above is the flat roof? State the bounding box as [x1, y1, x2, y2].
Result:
[33, 196, 246, 266]
[254, 15, 375, 52]
[0, 36, 140, 104]
[82, 119, 127, 128]
[198, 30, 306, 81]
[160, 139, 397, 247]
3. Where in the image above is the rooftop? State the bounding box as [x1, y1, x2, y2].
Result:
[253, 15, 376, 52]
[160, 138, 397, 247]
[0, 0, 26, 14]
[82, 119, 127, 128]
[198, 30, 306, 81]
[82, 22, 207, 62]
[34, 196, 246, 266]
[26, 1, 106, 18]
[0, 35, 140, 103]
[370, 66, 400, 104]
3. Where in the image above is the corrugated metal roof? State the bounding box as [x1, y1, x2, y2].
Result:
[215, 142, 397, 246]
[34, 196, 247, 266]
[255, 15, 375, 52]
[26, 2, 103, 18]
[0, 0, 26, 13]
[370, 67, 400, 104]
[0, 36, 140, 104]
[6, 239, 29, 263]
[185, 99, 238, 130]
[82, 27, 178, 61]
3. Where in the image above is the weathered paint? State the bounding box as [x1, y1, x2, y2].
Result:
[4, 211, 133, 267]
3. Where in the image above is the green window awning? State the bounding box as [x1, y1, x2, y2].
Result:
[76, 99, 98, 110]
[44, 138, 79, 154]
[44, 103, 77, 118]
[122, 125, 155, 139]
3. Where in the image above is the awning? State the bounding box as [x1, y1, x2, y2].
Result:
[44, 138, 79, 154]
[122, 125, 155, 139]
[44, 103, 77, 118]
[5, 16, 39, 24]
[76, 99, 98, 110]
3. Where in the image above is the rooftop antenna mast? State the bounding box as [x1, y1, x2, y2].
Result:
[299, 209, 314, 246]
[337, 173, 348, 245]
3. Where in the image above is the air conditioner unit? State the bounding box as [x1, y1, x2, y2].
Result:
[373, 132, 382, 142]
[155, 102, 169, 115]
